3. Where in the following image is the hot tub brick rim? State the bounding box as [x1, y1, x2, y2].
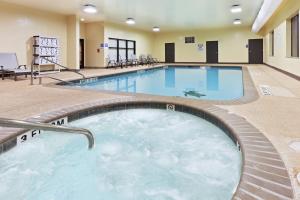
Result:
[0, 99, 294, 199]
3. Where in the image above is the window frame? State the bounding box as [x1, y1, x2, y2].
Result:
[270, 30, 275, 57]
[108, 38, 136, 62]
[185, 37, 195, 44]
[291, 14, 299, 58]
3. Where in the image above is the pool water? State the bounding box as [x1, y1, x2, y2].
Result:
[70, 66, 244, 100]
[0, 109, 241, 200]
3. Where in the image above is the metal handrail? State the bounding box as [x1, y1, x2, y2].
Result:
[41, 57, 86, 79]
[46, 76, 75, 85]
[0, 118, 95, 149]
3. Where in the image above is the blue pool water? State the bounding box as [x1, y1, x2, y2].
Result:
[70, 66, 244, 100]
[0, 109, 241, 200]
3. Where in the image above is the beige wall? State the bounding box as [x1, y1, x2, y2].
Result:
[82, 22, 155, 68]
[0, 2, 67, 67]
[104, 23, 155, 64]
[84, 22, 105, 68]
[67, 15, 80, 69]
[153, 26, 261, 63]
[260, 0, 300, 77]
[6, 1, 298, 72]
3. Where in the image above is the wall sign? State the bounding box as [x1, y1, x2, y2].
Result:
[100, 43, 109, 49]
[198, 43, 204, 51]
[17, 117, 68, 145]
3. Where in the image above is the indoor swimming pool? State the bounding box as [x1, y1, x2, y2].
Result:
[0, 109, 241, 200]
[66, 66, 244, 100]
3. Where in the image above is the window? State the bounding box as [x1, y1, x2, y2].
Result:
[185, 37, 195, 44]
[291, 14, 299, 57]
[108, 38, 118, 61]
[269, 31, 274, 56]
[108, 38, 136, 61]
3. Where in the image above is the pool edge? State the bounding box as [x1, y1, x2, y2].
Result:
[46, 65, 259, 106]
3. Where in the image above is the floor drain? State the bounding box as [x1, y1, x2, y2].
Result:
[289, 141, 300, 152]
[259, 85, 272, 96]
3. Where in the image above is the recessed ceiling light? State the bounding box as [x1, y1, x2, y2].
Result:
[83, 4, 98, 14]
[233, 19, 242, 25]
[126, 18, 135, 25]
[153, 27, 160, 32]
[231, 5, 242, 13]
[80, 18, 85, 22]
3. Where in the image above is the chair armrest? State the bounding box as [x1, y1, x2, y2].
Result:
[18, 65, 27, 69]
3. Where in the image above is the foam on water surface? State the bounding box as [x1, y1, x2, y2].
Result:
[0, 109, 241, 200]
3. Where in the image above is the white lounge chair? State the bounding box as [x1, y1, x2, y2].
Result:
[0, 53, 31, 81]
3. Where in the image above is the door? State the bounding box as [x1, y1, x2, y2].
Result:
[80, 39, 85, 69]
[248, 39, 263, 64]
[206, 41, 218, 63]
[165, 43, 175, 63]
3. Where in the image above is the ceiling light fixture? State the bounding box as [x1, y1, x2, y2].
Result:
[126, 18, 135, 25]
[231, 5, 242, 13]
[153, 27, 160, 32]
[233, 19, 242, 25]
[83, 4, 98, 14]
[80, 18, 85, 22]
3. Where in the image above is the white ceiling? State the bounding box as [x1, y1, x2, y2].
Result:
[2, 0, 264, 31]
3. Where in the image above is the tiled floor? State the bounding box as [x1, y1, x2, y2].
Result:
[0, 64, 299, 199]
[220, 65, 300, 199]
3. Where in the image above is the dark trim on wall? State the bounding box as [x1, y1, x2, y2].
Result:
[164, 62, 249, 65]
[264, 63, 300, 81]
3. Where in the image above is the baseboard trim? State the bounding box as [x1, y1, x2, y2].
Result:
[263, 63, 300, 81]
[164, 62, 249, 65]
[82, 66, 106, 69]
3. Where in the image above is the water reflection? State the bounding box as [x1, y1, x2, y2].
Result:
[165, 68, 175, 88]
[116, 77, 136, 92]
[207, 68, 219, 91]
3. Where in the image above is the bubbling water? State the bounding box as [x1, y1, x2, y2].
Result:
[0, 109, 241, 200]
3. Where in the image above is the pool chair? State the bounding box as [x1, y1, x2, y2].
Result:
[0, 53, 31, 81]
[119, 56, 130, 68]
[106, 57, 118, 69]
[129, 55, 139, 67]
[139, 55, 148, 66]
[147, 55, 159, 64]
[126, 58, 133, 67]
[146, 55, 154, 65]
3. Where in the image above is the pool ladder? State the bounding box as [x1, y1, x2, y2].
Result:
[0, 118, 95, 149]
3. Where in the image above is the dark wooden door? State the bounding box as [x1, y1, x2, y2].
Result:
[165, 43, 175, 63]
[80, 39, 85, 69]
[248, 39, 263, 64]
[206, 41, 218, 63]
